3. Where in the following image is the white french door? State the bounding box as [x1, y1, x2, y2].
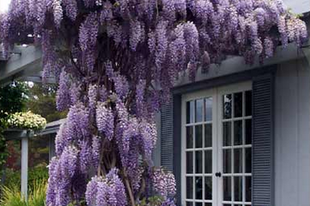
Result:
[181, 81, 252, 206]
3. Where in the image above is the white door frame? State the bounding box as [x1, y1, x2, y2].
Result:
[181, 81, 252, 206]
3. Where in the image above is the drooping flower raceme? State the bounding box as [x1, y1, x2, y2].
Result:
[96, 102, 114, 141]
[152, 168, 177, 198]
[85, 168, 127, 206]
[0, 0, 307, 205]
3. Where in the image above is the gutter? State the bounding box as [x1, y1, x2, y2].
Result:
[175, 42, 308, 87]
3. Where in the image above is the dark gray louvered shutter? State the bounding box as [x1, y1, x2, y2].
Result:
[160, 95, 182, 205]
[252, 73, 274, 206]
[160, 100, 174, 171]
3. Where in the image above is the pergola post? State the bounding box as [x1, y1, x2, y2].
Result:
[49, 134, 56, 161]
[21, 133, 29, 200]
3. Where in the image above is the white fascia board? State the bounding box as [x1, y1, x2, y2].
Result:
[283, 0, 310, 15]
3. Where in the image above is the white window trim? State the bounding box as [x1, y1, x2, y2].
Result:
[181, 81, 252, 206]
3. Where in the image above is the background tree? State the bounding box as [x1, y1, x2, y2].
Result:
[0, 82, 28, 118]
[0, 82, 28, 185]
[0, 0, 307, 206]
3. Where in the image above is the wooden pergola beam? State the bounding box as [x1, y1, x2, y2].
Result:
[0, 45, 42, 86]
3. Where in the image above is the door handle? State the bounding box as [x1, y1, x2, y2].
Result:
[215, 172, 222, 177]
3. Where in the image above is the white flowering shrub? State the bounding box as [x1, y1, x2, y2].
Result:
[7, 111, 47, 131]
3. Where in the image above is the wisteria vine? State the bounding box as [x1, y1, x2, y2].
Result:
[0, 0, 308, 205]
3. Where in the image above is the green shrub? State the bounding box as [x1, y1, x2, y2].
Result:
[0, 179, 47, 206]
[3, 166, 48, 191]
[0, 186, 26, 206]
[28, 180, 46, 206]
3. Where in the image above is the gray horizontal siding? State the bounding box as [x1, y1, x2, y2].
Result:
[275, 59, 310, 206]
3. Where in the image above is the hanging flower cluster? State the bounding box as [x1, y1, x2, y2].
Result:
[152, 168, 177, 198]
[85, 168, 127, 206]
[0, 0, 307, 205]
[7, 111, 47, 130]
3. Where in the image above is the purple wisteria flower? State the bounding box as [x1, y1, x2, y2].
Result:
[88, 84, 98, 110]
[130, 20, 144, 51]
[152, 168, 177, 198]
[96, 102, 114, 141]
[56, 71, 71, 111]
[85, 168, 127, 206]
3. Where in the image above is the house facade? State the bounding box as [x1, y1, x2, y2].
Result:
[154, 1, 310, 204]
[155, 13, 310, 206]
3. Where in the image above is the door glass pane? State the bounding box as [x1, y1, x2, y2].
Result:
[234, 120, 242, 145]
[196, 151, 203, 173]
[234, 92, 243, 117]
[245, 148, 252, 173]
[186, 202, 193, 206]
[223, 149, 231, 173]
[195, 177, 203, 199]
[186, 152, 193, 174]
[223, 94, 232, 119]
[205, 204, 212, 206]
[245, 91, 252, 116]
[223, 177, 232, 201]
[205, 150, 212, 174]
[187, 101, 194, 123]
[234, 149, 243, 173]
[187, 126, 194, 148]
[195, 203, 202, 206]
[205, 124, 212, 148]
[196, 125, 203, 148]
[187, 177, 193, 199]
[205, 97, 212, 121]
[246, 176, 252, 202]
[234, 177, 243, 201]
[205, 177, 212, 200]
[245, 119, 252, 145]
[196, 99, 204, 122]
[223, 122, 232, 146]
